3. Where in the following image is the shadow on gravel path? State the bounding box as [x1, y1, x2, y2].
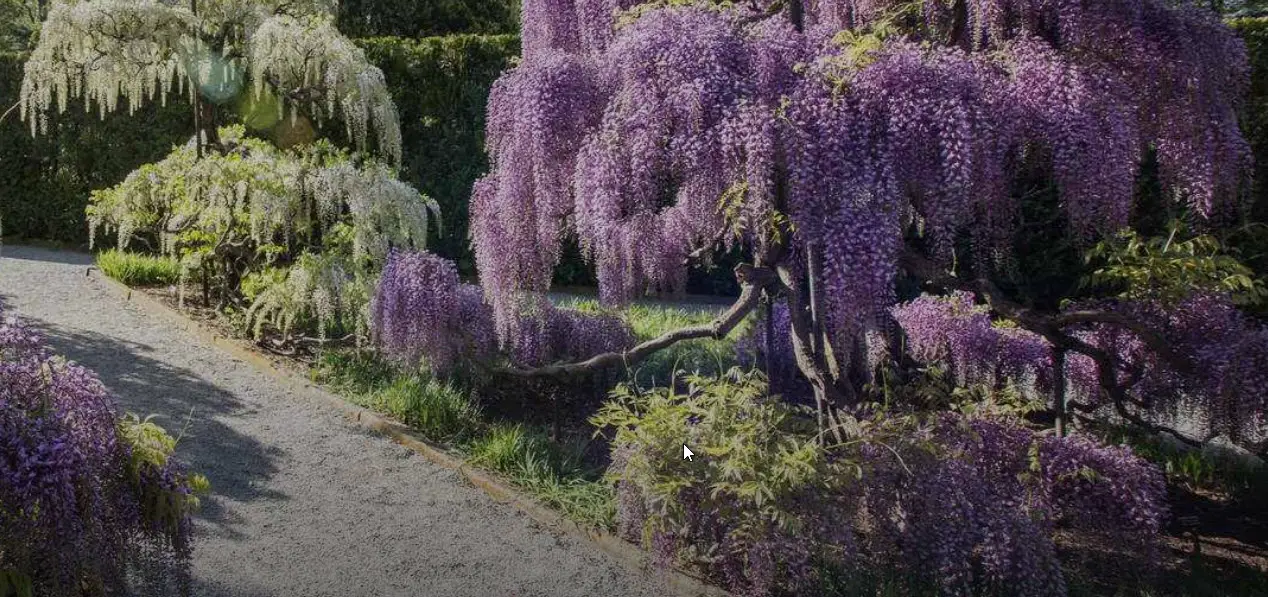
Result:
[32, 323, 287, 540]
[0, 244, 670, 597]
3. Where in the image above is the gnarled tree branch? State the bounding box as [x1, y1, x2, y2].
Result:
[901, 246, 1213, 446]
[502, 263, 778, 377]
[900, 248, 1193, 373]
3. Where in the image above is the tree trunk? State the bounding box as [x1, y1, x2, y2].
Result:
[776, 264, 846, 444]
[1053, 347, 1067, 437]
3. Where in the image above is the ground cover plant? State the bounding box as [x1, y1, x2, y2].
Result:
[96, 249, 181, 286]
[0, 310, 207, 596]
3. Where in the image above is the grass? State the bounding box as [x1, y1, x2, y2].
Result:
[305, 300, 748, 529]
[308, 299, 752, 530]
[96, 250, 181, 286]
[469, 423, 614, 527]
[313, 349, 617, 529]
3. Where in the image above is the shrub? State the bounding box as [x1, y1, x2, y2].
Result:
[0, 311, 206, 596]
[593, 370, 856, 596]
[595, 371, 1167, 597]
[96, 249, 181, 286]
[88, 127, 437, 343]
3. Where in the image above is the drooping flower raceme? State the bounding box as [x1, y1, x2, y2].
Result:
[475, 0, 1250, 374]
[371, 250, 634, 374]
[21, 0, 402, 165]
[891, 292, 1052, 394]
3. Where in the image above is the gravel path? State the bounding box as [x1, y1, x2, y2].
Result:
[0, 245, 669, 597]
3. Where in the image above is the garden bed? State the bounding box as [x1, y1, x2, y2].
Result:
[109, 271, 1268, 597]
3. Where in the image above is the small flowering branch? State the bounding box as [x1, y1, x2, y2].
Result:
[900, 247, 1209, 447]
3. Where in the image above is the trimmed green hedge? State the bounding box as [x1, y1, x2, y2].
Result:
[0, 52, 191, 243]
[357, 34, 519, 275]
[0, 35, 518, 276]
[1231, 17, 1268, 223]
[337, 0, 519, 38]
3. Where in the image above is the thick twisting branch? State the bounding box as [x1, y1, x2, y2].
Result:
[502, 264, 779, 378]
[901, 247, 1214, 446]
[899, 248, 1193, 372]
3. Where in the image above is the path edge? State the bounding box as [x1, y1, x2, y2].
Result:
[87, 268, 727, 597]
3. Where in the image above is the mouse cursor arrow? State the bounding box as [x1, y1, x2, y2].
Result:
[682, 445, 695, 461]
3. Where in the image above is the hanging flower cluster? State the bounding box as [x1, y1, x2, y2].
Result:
[889, 291, 1268, 451]
[1, 311, 206, 596]
[21, 0, 402, 163]
[371, 250, 634, 374]
[473, 0, 1250, 367]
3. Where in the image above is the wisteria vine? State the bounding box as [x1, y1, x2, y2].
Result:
[371, 250, 633, 374]
[473, 0, 1250, 373]
[0, 312, 204, 595]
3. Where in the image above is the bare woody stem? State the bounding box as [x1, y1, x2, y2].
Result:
[900, 247, 1215, 447]
[501, 264, 779, 378]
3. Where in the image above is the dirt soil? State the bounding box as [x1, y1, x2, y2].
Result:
[0, 245, 671, 597]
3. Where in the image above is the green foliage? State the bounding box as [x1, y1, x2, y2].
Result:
[313, 348, 398, 394]
[867, 362, 1045, 418]
[469, 423, 614, 527]
[1083, 221, 1267, 306]
[336, 0, 518, 38]
[377, 376, 482, 442]
[243, 246, 376, 341]
[0, 569, 32, 597]
[0, 0, 38, 52]
[592, 370, 842, 543]
[88, 125, 435, 342]
[117, 413, 211, 537]
[96, 249, 181, 286]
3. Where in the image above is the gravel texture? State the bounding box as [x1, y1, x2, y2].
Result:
[0, 245, 670, 597]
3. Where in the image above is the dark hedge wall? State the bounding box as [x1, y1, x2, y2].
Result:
[357, 34, 519, 275]
[0, 52, 192, 243]
[337, 0, 519, 38]
[0, 35, 518, 275]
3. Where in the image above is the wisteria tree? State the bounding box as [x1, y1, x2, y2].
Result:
[19, 0, 399, 160]
[470, 0, 1262, 449]
[16, 0, 435, 342]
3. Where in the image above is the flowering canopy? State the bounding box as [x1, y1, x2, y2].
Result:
[472, 0, 1250, 370]
[20, 0, 401, 163]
